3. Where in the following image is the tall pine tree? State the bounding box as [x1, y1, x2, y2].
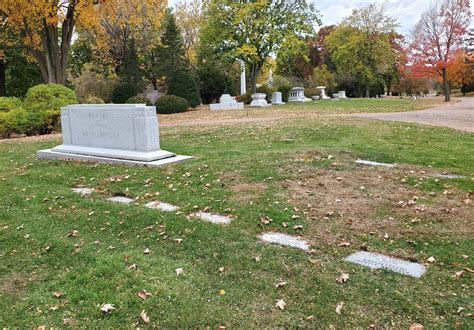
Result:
[154, 13, 201, 107]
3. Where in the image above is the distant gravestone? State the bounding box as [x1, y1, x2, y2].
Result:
[258, 232, 309, 250]
[210, 94, 244, 110]
[345, 251, 426, 278]
[316, 86, 330, 100]
[271, 92, 285, 105]
[37, 104, 192, 167]
[288, 87, 311, 102]
[250, 93, 270, 107]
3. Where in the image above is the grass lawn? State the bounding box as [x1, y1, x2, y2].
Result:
[158, 97, 445, 125]
[0, 103, 472, 327]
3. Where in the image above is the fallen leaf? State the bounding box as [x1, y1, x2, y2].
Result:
[253, 256, 261, 262]
[218, 267, 225, 273]
[427, 256, 436, 263]
[338, 241, 351, 247]
[175, 238, 183, 244]
[308, 259, 320, 265]
[137, 290, 151, 300]
[409, 323, 424, 330]
[336, 273, 349, 284]
[219, 289, 225, 295]
[127, 264, 137, 270]
[140, 310, 150, 324]
[175, 268, 184, 276]
[457, 307, 465, 314]
[53, 291, 63, 298]
[335, 302, 344, 315]
[67, 230, 79, 237]
[275, 299, 286, 310]
[100, 303, 115, 313]
[293, 225, 303, 230]
[275, 281, 287, 288]
[306, 315, 316, 321]
[144, 248, 151, 255]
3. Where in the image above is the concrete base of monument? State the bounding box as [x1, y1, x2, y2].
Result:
[51, 145, 176, 162]
[37, 149, 193, 168]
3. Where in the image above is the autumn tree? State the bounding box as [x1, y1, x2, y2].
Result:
[174, 0, 204, 64]
[0, 0, 100, 84]
[276, 25, 336, 79]
[200, 0, 320, 93]
[326, 3, 398, 97]
[410, 0, 471, 101]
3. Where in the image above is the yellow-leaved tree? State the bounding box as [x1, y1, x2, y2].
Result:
[0, 0, 167, 85]
[0, 0, 100, 84]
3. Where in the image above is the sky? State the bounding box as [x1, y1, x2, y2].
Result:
[169, 0, 474, 36]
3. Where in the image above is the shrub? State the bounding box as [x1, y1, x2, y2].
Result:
[83, 95, 105, 104]
[125, 95, 152, 106]
[272, 75, 292, 102]
[0, 97, 23, 112]
[71, 64, 116, 103]
[112, 81, 139, 104]
[304, 88, 319, 98]
[0, 108, 29, 138]
[197, 64, 227, 104]
[23, 84, 78, 134]
[167, 69, 201, 108]
[238, 93, 252, 104]
[155, 95, 189, 114]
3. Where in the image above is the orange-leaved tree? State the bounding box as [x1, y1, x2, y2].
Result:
[0, 0, 100, 84]
[410, 0, 471, 102]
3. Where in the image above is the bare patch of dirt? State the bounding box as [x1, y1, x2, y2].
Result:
[281, 165, 473, 249]
[0, 273, 32, 296]
[230, 182, 267, 204]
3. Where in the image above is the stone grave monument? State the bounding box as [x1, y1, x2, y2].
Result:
[37, 104, 192, 167]
[250, 93, 270, 107]
[288, 87, 311, 102]
[333, 91, 347, 99]
[316, 86, 330, 100]
[209, 94, 244, 111]
[271, 92, 285, 105]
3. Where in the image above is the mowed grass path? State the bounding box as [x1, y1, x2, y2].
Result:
[0, 111, 472, 327]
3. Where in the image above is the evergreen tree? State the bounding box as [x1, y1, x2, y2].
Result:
[112, 40, 145, 103]
[154, 13, 201, 107]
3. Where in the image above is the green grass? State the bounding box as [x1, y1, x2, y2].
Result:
[274, 97, 444, 114]
[0, 113, 473, 327]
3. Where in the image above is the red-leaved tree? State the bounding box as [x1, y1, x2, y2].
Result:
[410, 0, 471, 101]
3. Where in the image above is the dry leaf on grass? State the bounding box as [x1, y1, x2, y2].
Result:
[275, 281, 287, 288]
[100, 303, 115, 313]
[144, 248, 151, 255]
[137, 290, 151, 300]
[140, 310, 150, 324]
[175, 268, 184, 276]
[335, 302, 344, 315]
[336, 273, 349, 284]
[338, 241, 351, 247]
[275, 299, 286, 310]
[409, 323, 424, 330]
[67, 230, 79, 237]
[53, 291, 63, 298]
[427, 256, 436, 263]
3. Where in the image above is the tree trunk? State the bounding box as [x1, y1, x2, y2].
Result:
[249, 63, 263, 94]
[0, 61, 6, 97]
[365, 86, 370, 98]
[442, 68, 450, 102]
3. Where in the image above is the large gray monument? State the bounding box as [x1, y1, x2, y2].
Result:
[37, 104, 192, 167]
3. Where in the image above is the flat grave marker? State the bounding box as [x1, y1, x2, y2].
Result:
[355, 159, 396, 168]
[345, 251, 426, 278]
[145, 201, 179, 212]
[71, 187, 94, 196]
[258, 232, 309, 251]
[107, 196, 135, 204]
[193, 212, 233, 225]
